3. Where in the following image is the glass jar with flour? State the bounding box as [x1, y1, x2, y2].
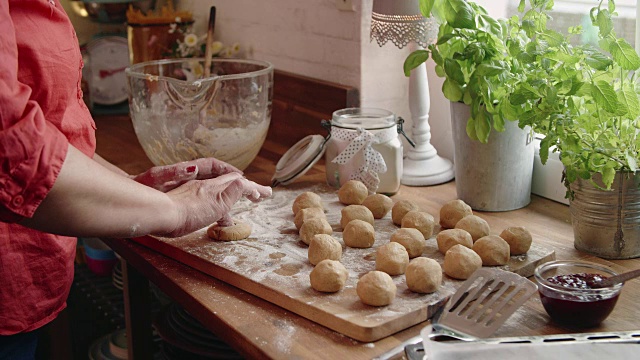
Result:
[271, 108, 411, 195]
[325, 108, 407, 195]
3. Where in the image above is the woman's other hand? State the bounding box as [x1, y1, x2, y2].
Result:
[132, 158, 242, 192]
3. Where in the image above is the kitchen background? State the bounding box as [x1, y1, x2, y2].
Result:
[62, 0, 637, 176]
[53, 0, 637, 358]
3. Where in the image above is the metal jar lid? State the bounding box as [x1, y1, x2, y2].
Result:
[271, 134, 327, 187]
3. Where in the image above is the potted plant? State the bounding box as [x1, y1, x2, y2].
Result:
[501, 0, 640, 259]
[409, 0, 640, 258]
[404, 0, 536, 211]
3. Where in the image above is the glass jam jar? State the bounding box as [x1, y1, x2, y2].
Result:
[325, 108, 404, 195]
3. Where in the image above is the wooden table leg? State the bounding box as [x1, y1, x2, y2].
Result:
[122, 258, 153, 360]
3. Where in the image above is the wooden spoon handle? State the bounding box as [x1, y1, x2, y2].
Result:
[203, 6, 216, 78]
[598, 268, 640, 288]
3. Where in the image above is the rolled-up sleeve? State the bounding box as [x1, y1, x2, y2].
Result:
[0, 1, 69, 221]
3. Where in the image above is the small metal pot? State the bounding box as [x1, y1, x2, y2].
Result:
[570, 171, 640, 259]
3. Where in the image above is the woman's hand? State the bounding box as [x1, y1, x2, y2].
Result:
[132, 158, 242, 192]
[159, 173, 272, 238]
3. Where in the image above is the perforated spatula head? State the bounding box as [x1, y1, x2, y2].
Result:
[430, 268, 538, 340]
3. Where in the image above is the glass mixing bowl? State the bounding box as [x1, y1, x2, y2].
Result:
[534, 260, 622, 328]
[126, 58, 273, 170]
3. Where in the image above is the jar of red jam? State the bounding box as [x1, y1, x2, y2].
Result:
[534, 260, 622, 328]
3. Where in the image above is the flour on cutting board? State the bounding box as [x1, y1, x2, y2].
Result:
[172, 184, 458, 319]
[145, 182, 554, 341]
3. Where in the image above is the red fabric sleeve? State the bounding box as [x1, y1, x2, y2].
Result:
[0, 0, 69, 221]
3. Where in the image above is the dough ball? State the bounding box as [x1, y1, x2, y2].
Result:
[436, 229, 473, 254]
[294, 207, 326, 230]
[356, 271, 396, 306]
[443, 244, 482, 280]
[473, 235, 510, 266]
[292, 191, 323, 215]
[500, 226, 533, 255]
[401, 211, 435, 239]
[338, 180, 368, 205]
[390, 228, 425, 258]
[342, 219, 375, 248]
[310, 260, 349, 293]
[391, 200, 420, 226]
[207, 220, 252, 241]
[406, 257, 442, 294]
[362, 194, 393, 219]
[455, 215, 490, 242]
[308, 234, 342, 265]
[299, 217, 332, 245]
[439, 199, 473, 229]
[340, 205, 374, 229]
[375, 242, 409, 276]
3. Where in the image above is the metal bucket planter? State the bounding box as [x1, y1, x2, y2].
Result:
[570, 172, 640, 259]
[450, 102, 534, 211]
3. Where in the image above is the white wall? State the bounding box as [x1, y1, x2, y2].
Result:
[179, 0, 510, 162]
[180, 0, 444, 157]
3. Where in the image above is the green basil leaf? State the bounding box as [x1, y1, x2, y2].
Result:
[435, 64, 446, 77]
[602, 166, 616, 188]
[475, 109, 491, 143]
[444, 58, 465, 85]
[452, 5, 476, 29]
[419, 0, 435, 18]
[474, 63, 505, 76]
[440, 0, 459, 24]
[477, 14, 502, 35]
[609, 38, 640, 70]
[539, 136, 551, 165]
[493, 111, 505, 132]
[596, 9, 613, 37]
[466, 117, 478, 141]
[539, 29, 565, 47]
[443, 79, 463, 102]
[403, 50, 430, 77]
[619, 84, 640, 119]
[584, 50, 613, 70]
[430, 45, 444, 66]
[500, 100, 520, 121]
[436, 34, 455, 45]
[591, 80, 620, 113]
[463, 90, 473, 105]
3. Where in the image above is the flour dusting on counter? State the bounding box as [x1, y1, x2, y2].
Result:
[136, 182, 554, 342]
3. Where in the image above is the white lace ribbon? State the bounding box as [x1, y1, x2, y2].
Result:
[331, 126, 396, 192]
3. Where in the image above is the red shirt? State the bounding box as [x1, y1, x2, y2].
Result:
[0, 0, 96, 334]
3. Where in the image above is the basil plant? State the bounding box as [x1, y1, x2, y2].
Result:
[406, 0, 640, 193]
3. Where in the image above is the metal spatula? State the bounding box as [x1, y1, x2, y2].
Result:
[374, 268, 539, 360]
[429, 267, 538, 341]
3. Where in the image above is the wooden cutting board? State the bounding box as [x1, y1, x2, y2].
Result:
[132, 183, 555, 342]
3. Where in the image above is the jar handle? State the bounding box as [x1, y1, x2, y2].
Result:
[397, 117, 416, 147]
[320, 119, 333, 142]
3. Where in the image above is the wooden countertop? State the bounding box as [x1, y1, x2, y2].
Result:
[95, 114, 640, 359]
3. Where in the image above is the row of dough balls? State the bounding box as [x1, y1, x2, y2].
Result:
[437, 199, 533, 279]
[291, 181, 443, 307]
